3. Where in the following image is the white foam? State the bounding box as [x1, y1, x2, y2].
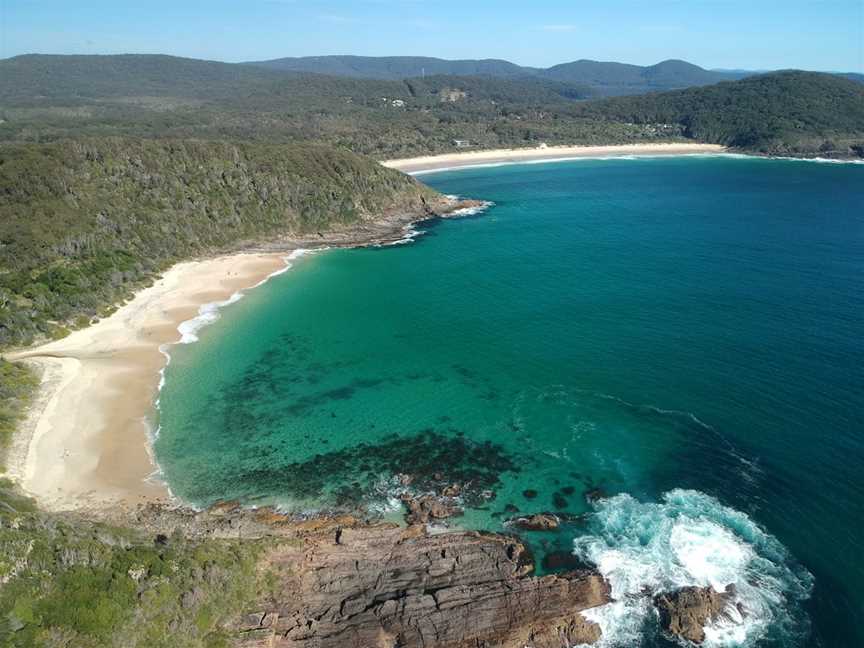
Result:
[176, 290, 245, 344]
[147, 248, 323, 508]
[376, 224, 425, 246]
[670, 520, 752, 592]
[175, 249, 321, 345]
[410, 161, 516, 175]
[446, 200, 494, 217]
[765, 154, 864, 165]
[573, 489, 812, 647]
[409, 152, 864, 175]
[370, 198, 493, 247]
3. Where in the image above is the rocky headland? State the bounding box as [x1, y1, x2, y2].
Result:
[116, 485, 738, 648]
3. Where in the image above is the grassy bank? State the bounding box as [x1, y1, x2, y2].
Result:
[0, 360, 38, 471]
[0, 482, 273, 648]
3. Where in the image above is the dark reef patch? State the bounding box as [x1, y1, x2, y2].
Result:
[553, 492, 568, 509]
[187, 429, 521, 509]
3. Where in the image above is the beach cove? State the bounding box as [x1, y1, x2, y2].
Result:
[4, 143, 720, 513]
[5, 253, 289, 511]
[4, 149, 863, 646]
[154, 154, 863, 646]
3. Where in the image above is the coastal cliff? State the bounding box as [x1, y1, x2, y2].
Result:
[0, 486, 611, 648]
[243, 523, 609, 647]
[0, 469, 760, 646]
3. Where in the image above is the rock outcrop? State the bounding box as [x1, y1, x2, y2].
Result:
[401, 493, 462, 525]
[508, 513, 560, 531]
[653, 585, 734, 644]
[242, 524, 611, 647]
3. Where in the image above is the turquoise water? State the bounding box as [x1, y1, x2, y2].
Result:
[155, 156, 864, 647]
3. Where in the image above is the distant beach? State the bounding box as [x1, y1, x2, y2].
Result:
[382, 142, 727, 174]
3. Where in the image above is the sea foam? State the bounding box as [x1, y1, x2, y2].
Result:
[177, 249, 316, 344]
[410, 152, 864, 176]
[147, 249, 321, 505]
[573, 489, 813, 647]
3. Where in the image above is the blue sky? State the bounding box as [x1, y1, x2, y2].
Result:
[1, 0, 862, 72]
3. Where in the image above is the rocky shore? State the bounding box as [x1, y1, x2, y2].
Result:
[119, 484, 737, 647]
[249, 195, 491, 253]
[127, 502, 610, 648]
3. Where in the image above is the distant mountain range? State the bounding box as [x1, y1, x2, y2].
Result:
[0, 53, 862, 161]
[2, 53, 859, 102]
[245, 56, 752, 95]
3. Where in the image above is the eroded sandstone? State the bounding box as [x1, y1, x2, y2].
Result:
[245, 525, 610, 647]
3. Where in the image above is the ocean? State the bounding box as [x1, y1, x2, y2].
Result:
[154, 155, 864, 647]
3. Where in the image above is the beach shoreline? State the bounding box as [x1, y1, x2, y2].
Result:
[3, 146, 725, 514]
[5, 253, 292, 513]
[2, 195, 480, 513]
[382, 142, 727, 174]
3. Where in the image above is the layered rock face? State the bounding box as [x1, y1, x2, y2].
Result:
[239, 524, 610, 648]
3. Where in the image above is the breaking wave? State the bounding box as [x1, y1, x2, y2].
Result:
[573, 489, 813, 647]
[176, 249, 316, 344]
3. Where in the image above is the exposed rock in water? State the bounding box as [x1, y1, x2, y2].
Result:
[214, 430, 518, 511]
[584, 488, 607, 503]
[441, 483, 462, 498]
[401, 493, 462, 525]
[248, 525, 610, 647]
[653, 585, 735, 644]
[508, 513, 560, 531]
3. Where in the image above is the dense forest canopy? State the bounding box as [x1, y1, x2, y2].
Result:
[573, 71, 864, 155]
[1, 55, 861, 159]
[0, 57, 862, 349]
[0, 138, 437, 348]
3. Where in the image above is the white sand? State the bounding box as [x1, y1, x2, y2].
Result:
[382, 142, 727, 173]
[4, 141, 727, 513]
[5, 253, 289, 512]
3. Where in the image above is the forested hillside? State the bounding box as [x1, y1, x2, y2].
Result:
[539, 58, 743, 92]
[575, 71, 864, 156]
[246, 55, 534, 80]
[0, 479, 271, 648]
[246, 55, 748, 93]
[0, 55, 659, 155]
[2, 55, 861, 159]
[0, 139, 439, 347]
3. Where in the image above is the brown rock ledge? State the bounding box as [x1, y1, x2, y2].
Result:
[246, 524, 609, 647]
[125, 504, 610, 648]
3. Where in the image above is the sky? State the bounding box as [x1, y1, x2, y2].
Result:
[1, 0, 862, 72]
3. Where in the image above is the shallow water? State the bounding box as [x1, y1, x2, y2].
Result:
[155, 156, 864, 646]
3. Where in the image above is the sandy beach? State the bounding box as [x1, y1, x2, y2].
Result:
[382, 142, 727, 173]
[5, 253, 290, 512]
[1, 191, 471, 513]
[3, 144, 727, 514]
